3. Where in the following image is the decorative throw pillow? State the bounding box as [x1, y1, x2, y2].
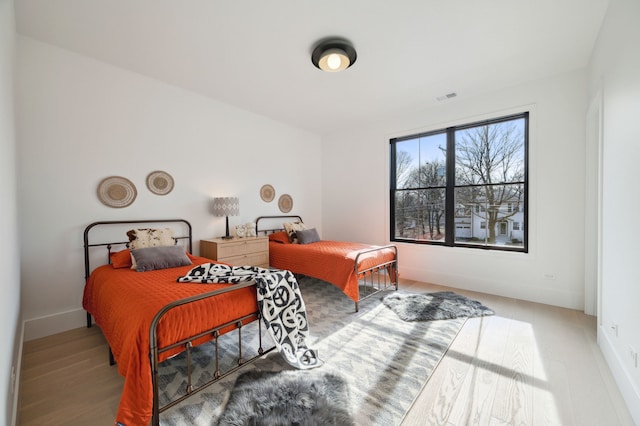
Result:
[127, 228, 176, 249]
[110, 249, 132, 269]
[283, 222, 307, 244]
[127, 228, 177, 269]
[296, 228, 321, 244]
[268, 231, 291, 244]
[130, 246, 192, 272]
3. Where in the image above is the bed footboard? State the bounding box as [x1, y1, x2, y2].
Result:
[149, 281, 276, 426]
[354, 244, 398, 312]
[149, 281, 276, 425]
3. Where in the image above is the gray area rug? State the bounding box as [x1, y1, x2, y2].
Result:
[159, 279, 465, 425]
[218, 370, 353, 426]
[383, 291, 494, 322]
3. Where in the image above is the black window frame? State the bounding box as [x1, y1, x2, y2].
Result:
[390, 112, 529, 253]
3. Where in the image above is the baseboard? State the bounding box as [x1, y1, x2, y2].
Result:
[598, 325, 640, 424]
[11, 320, 24, 426]
[23, 308, 87, 341]
[399, 266, 583, 310]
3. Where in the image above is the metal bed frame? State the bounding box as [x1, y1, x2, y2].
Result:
[83, 219, 275, 425]
[255, 215, 398, 311]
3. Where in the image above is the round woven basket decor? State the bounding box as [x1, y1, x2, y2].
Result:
[146, 170, 174, 195]
[278, 194, 293, 213]
[97, 176, 137, 208]
[260, 184, 275, 202]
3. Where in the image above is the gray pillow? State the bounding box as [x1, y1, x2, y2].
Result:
[131, 246, 192, 272]
[296, 228, 321, 244]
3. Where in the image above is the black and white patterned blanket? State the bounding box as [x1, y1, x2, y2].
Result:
[177, 263, 323, 370]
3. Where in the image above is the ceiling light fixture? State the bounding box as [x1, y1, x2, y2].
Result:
[311, 38, 357, 72]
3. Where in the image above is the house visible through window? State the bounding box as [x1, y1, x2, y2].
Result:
[390, 112, 528, 252]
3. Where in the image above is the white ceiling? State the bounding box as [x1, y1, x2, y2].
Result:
[15, 0, 610, 135]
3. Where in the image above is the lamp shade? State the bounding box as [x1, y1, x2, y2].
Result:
[212, 197, 239, 217]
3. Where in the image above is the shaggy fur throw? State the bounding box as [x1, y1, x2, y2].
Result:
[218, 370, 353, 426]
[383, 291, 494, 321]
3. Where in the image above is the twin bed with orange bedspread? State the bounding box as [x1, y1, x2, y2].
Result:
[83, 217, 398, 425]
[256, 215, 399, 311]
[82, 219, 273, 426]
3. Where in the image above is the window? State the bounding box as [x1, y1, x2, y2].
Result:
[390, 112, 528, 252]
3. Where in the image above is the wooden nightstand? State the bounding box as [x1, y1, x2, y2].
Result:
[200, 236, 269, 268]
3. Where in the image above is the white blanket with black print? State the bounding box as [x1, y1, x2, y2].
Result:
[177, 263, 323, 370]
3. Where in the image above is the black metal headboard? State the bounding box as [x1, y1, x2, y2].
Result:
[255, 215, 303, 235]
[83, 219, 192, 280]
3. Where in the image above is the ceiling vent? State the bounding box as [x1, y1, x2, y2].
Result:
[436, 92, 457, 101]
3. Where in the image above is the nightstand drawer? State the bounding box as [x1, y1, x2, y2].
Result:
[220, 251, 269, 268]
[216, 239, 268, 258]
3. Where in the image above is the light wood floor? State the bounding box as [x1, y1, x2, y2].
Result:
[18, 279, 635, 425]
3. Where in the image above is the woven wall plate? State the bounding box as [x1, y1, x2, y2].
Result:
[278, 194, 293, 213]
[260, 184, 275, 202]
[97, 176, 137, 208]
[146, 170, 174, 195]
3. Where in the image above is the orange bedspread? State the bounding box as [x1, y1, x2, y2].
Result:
[82, 256, 258, 426]
[268, 241, 396, 302]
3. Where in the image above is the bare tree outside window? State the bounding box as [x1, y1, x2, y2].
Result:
[455, 119, 525, 246]
[390, 113, 528, 252]
[393, 132, 447, 241]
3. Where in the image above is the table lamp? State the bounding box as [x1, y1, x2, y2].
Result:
[212, 196, 239, 239]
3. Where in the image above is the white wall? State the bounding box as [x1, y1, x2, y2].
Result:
[588, 0, 640, 422]
[322, 69, 588, 310]
[16, 37, 323, 341]
[0, 0, 22, 424]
